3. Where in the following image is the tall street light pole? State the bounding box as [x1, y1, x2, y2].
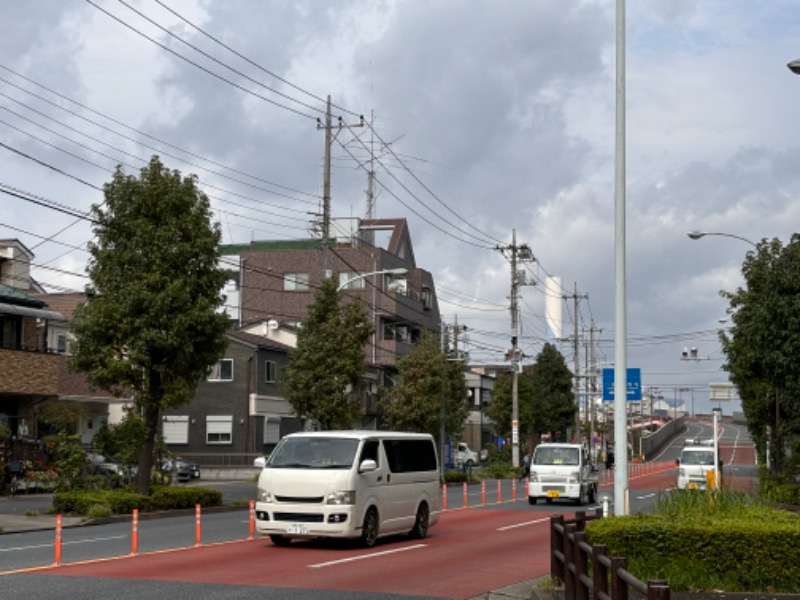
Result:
[613, 0, 629, 517]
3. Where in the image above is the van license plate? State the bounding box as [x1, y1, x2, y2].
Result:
[547, 490, 560, 498]
[687, 483, 698, 490]
[287, 524, 308, 534]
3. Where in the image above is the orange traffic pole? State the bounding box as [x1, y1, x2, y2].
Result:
[442, 483, 447, 510]
[131, 509, 139, 555]
[512, 478, 517, 501]
[53, 514, 62, 566]
[481, 480, 486, 505]
[497, 479, 501, 503]
[194, 504, 202, 547]
[462, 481, 467, 508]
[249, 500, 255, 540]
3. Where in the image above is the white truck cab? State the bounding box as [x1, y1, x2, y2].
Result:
[527, 443, 598, 505]
[453, 442, 479, 468]
[676, 445, 721, 490]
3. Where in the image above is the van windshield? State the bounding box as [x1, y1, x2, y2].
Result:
[533, 446, 580, 466]
[681, 450, 715, 466]
[267, 437, 359, 469]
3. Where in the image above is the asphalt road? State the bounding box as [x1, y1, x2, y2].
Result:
[0, 421, 758, 599]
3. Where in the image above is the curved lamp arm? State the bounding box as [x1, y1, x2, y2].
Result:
[337, 267, 408, 291]
[686, 231, 756, 247]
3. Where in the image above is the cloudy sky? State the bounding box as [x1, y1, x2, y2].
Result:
[2, 1, 799, 416]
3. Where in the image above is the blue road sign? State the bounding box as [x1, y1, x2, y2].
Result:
[602, 368, 642, 401]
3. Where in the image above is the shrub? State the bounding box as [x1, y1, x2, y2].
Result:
[148, 487, 223, 510]
[86, 503, 113, 519]
[586, 490, 800, 592]
[53, 490, 151, 515]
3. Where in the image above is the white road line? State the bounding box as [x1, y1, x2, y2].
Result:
[0, 535, 127, 553]
[637, 493, 656, 500]
[497, 517, 550, 531]
[309, 544, 427, 568]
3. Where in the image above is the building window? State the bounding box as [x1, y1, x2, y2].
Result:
[163, 415, 189, 444]
[56, 333, 70, 354]
[421, 287, 432, 310]
[263, 416, 281, 444]
[206, 415, 233, 444]
[283, 272, 309, 291]
[338, 271, 365, 290]
[208, 359, 233, 381]
[264, 360, 277, 383]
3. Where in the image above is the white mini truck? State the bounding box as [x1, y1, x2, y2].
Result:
[527, 443, 598, 506]
[255, 431, 441, 547]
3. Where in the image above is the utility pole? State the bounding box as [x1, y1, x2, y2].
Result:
[317, 96, 364, 277]
[564, 285, 588, 444]
[495, 230, 534, 468]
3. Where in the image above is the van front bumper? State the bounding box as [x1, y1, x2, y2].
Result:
[254, 502, 360, 538]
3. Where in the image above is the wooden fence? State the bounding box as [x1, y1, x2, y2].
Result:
[550, 511, 670, 600]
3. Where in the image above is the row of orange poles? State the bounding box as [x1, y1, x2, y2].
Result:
[53, 501, 259, 566]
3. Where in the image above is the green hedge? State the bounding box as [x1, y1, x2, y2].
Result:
[586, 493, 800, 592]
[52, 487, 223, 516]
[52, 490, 151, 515]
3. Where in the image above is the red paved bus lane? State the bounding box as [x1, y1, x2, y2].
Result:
[34, 507, 556, 599]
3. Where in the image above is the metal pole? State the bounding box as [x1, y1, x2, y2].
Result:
[511, 229, 520, 468]
[613, 0, 629, 516]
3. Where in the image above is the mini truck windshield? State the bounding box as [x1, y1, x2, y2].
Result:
[267, 437, 359, 469]
[533, 447, 580, 466]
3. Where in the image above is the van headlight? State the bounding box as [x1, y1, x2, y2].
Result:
[528, 472, 538, 483]
[568, 471, 580, 484]
[326, 491, 356, 505]
[257, 488, 274, 503]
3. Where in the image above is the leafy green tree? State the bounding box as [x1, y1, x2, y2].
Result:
[91, 412, 146, 467]
[529, 343, 575, 440]
[485, 344, 574, 445]
[280, 277, 374, 430]
[381, 332, 469, 441]
[69, 156, 230, 495]
[483, 370, 535, 440]
[720, 235, 800, 480]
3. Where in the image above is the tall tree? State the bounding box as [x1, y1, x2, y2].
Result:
[70, 156, 230, 494]
[721, 235, 800, 480]
[381, 332, 469, 440]
[483, 370, 535, 440]
[280, 277, 373, 430]
[529, 343, 575, 440]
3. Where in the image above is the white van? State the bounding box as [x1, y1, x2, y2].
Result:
[255, 431, 441, 547]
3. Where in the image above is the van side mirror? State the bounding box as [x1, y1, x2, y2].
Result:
[675, 458, 680, 465]
[359, 459, 378, 473]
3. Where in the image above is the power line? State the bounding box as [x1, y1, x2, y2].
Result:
[85, 0, 319, 121]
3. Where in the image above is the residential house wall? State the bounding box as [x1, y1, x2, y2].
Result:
[161, 331, 300, 460]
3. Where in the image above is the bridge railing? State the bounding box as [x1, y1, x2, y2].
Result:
[550, 511, 670, 600]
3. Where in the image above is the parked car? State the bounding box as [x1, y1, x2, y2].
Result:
[86, 453, 130, 487]
[163, 457, 200, 482]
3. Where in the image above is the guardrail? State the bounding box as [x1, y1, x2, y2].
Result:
[550, 511, 670, 600]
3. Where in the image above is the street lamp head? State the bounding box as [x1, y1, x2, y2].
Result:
[788, 59, 800, 75]
[385, 268, 409, 276]
[687, 231, 707, 240]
